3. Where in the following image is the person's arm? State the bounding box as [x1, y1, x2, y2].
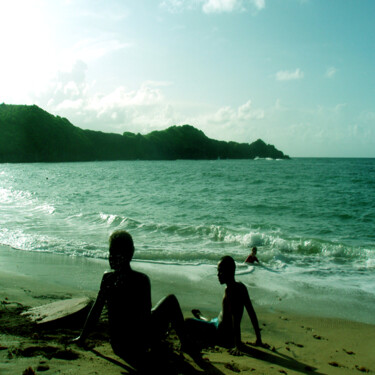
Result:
[243, 285, 262, 345]
[73, 274, 107, 345]
[232, 311, 243, 350]
[226, 288, 245, 355]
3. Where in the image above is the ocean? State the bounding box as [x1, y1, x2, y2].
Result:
[1, 158, 374, 324]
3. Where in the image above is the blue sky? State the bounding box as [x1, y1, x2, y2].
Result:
[0, 0, 374, 157]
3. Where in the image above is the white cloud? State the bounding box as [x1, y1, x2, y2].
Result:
[206, 100, 264, 124]
[159, 0, 197, 13]
[56, 98, 84, 111]
[276, 68, 304, 81]
[325, 66, 337, 78]
[79, 9, 129, 22]
[238, 100, 265, 120]
[89, 83, 165, 112]
[251, 0, 265, 10]
[176, 100, 266, 143]
[33, 61, 178, 134]
[37, 67, 266, 141]
[160, 0, 265, 13]
[203, 0, 241, 13]
[359, 110, 375, 123]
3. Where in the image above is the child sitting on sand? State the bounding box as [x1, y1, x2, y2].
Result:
[245, 246, 259, 264]
[73, 230, 186, 368]
[186, 256, 263, 355]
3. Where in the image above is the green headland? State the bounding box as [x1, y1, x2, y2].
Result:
[0, 103, 289, 163]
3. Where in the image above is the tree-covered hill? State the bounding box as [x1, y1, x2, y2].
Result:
[0, 104, 289, 163]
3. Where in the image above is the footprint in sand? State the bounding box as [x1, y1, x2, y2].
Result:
[285, 341, 304, 348]
[343, 348, 355, 355]
[329, 361, 346, 368]
[355, 365, 370, 373]
[329, 361, 339, 367]
[313, 334, 327, 340]
[301, 325, 313, 331]
[224, 362, 241, 373]
[14, 345, 79, 360]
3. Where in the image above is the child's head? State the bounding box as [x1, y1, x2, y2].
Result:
[251, 246, 257, 255]
[109, 230, 134, 270]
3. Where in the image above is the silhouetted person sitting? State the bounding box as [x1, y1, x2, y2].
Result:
[245, 246, 259, 264]
[186, 256, 263, 355]
[74, 230, 186, 368]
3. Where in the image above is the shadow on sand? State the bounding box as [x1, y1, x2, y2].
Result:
[90, 341, 324, 375]
[90, 344, 227, 375]
[238, 344, 325, 374]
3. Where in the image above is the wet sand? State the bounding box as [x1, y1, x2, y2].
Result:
[1, 245, 374, 374]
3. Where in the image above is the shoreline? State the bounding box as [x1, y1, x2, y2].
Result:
[2, 244, 373, 325]
[1, 245, 374, 374]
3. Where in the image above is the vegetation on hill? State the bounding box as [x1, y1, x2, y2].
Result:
[0, 104, 289, 163]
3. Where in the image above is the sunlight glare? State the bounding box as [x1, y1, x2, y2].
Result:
[0, 0, 56, 102]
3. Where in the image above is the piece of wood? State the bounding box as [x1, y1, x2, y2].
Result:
[21, 297, 92, 325]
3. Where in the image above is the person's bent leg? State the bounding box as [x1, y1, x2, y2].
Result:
[151, 294, 185, 343]
[184, 318, 217, 349]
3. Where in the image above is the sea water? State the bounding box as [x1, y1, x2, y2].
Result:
[0, 158, 374, 323]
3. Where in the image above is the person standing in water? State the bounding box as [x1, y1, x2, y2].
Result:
[187, 255, 263, 354]
[73, 230, 186, 368]
[245, 246, 259, 264]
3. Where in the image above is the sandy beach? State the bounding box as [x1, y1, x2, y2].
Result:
[1, 245, 374, 374]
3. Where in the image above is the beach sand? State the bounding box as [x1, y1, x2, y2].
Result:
[1, 245, 374, 374]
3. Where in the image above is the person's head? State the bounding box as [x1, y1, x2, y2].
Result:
[108, 230, 134, 270]
[251, 246, 257, 255]
[217, 255, 236, 284]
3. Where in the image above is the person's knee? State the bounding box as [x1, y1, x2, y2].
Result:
[165, 293, 177, 301]
[152, 294, 180, 315]
[164, 294, 179, 307]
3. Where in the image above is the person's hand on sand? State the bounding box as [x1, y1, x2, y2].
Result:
[229, 342, 247, 356]
[229, 347, 243, 356]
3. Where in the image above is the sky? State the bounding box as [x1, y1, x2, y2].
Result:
[0, 0, 374, 157]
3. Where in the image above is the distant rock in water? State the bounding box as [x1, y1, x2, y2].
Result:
[0, 104, 289, 163]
